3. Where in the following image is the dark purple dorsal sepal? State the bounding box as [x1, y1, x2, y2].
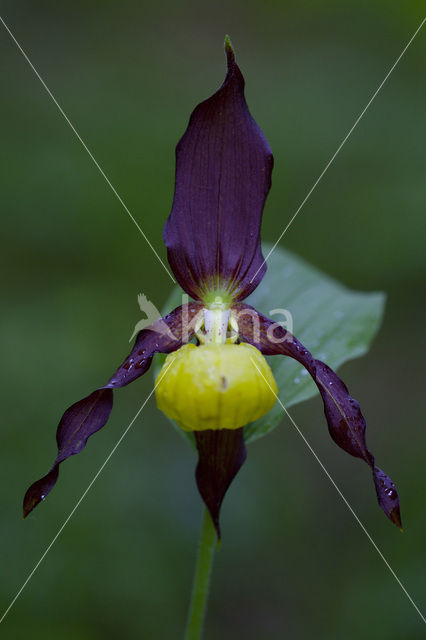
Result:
[23, 303, 202, 517]
[234, 303, 402, 529]
[195, 428, 247, 538]
[164, 39, 273, 301]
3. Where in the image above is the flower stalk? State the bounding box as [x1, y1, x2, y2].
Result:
[184, 509, 217, 640]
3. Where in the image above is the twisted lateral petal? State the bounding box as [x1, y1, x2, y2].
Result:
[234, 303, 402, 529]
[163, 40, 273, 302]
[23, 303, 202, 517]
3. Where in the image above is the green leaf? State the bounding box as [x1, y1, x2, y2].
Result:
[155, 244, 385, 446]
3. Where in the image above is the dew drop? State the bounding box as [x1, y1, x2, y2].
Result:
[294, 377, 300, 384]
[385, 488, 397, 499]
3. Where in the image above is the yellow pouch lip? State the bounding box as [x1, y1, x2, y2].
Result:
[155, 342, 277, 431]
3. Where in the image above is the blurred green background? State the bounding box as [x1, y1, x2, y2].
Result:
[1, 1, 425, 638]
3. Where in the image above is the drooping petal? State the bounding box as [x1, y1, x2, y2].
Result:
[164, 38, 273, 302]
[234, 303, 402, 529]
[195, 428, 247, 538]
[23, 303, 202, 517]
[23, 390, 113, 517]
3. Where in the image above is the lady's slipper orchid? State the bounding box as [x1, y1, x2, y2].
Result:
[24, 38, 401, 537]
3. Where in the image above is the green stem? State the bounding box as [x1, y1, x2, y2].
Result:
[184, 509, 217, 640]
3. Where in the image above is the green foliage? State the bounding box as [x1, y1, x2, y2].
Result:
[156, 244, 385, 445]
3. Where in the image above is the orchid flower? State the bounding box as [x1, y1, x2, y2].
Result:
[24, 38, 401, 539]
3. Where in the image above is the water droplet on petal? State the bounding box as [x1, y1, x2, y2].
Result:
[385, 488, 397, 499]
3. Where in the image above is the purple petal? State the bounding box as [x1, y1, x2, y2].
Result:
[105, 303, 202, 388]
[23, 303, 202, 517]
[164, 39, 273, 301]
[373, 467, 402, 530]
[23, 390, 113, 517]
[234, 303, 402, 529]
[195, 428, 247, 538]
